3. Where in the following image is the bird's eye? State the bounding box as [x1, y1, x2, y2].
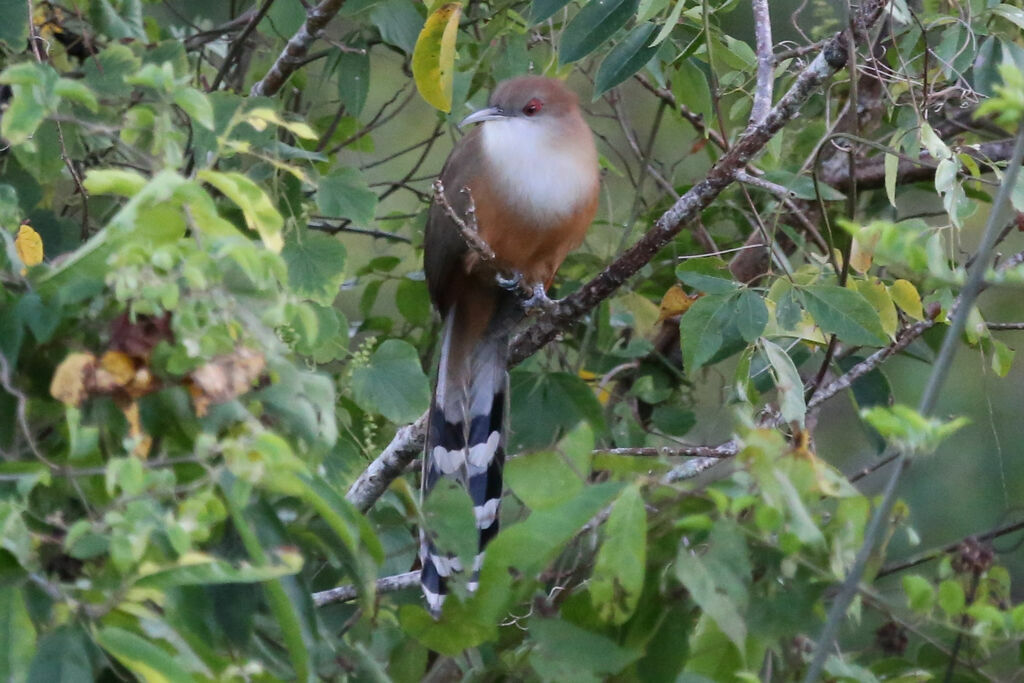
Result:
[522, 98, 543, 116]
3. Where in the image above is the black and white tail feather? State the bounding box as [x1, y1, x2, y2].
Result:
[420, 303, 514, 616]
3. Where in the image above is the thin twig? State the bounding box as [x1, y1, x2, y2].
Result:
[210, 0, 276, 91]
[750, 0, 774, 125]
[313, 570, 421, 606]
[250, 0, 347, 97]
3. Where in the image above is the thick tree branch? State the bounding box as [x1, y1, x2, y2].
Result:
[250, 0, 347, 97]
[342, 0, 890, 515]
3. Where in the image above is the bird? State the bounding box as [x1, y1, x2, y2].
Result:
[419, 75, 600, 615]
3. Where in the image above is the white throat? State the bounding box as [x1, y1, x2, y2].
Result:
[480, 117, 597, 225]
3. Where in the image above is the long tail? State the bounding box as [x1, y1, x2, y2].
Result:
[420, 294, 514, 615]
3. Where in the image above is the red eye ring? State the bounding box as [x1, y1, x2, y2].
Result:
[522, 98, 543, 116]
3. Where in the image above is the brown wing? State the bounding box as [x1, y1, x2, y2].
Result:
[424, 128, 487, 314]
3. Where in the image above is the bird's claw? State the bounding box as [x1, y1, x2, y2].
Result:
[520, 283, 559, 315]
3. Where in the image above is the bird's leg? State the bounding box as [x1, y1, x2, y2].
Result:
[495, 270, 522, 291]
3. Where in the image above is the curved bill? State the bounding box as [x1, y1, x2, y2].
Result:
[459, 106, 509, 128]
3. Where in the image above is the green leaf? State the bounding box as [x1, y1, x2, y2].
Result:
[590, 484, 646, 624]
[761, 340, 806, 427]
[396, 277, 431, 325]
[531, 0, 572, 23]
[423, 479, 478, 567]
[650, 0, 686, 46]
[81, 44, 141, 97]
[528, 619, 641, 679]
[351, 339, 431, 423]
[135, 550, 303, 589]
[0, 587, 35, 682]
[282, 230, 347, 305]
[673, 59, 712, 122]
[676, 258, 738, 294]
[734, 289, 767, 342]
[594, 23, 659, 97]
[317, 167, 378, 225]
[902, 575, 935, 613]
[83, 169, 148, 197]
[761, 170, 846, 201]
[505, 449, 584, 510]
[336, 48, 371, 117]
[799, 285, 888, 346]
[197, 170, 284, 253]
[53, 79, 99, 112]
[559, 0, 640, 65]
[412, 2, 461, 112]
[0, 0, 28, 49]
[679, 293, 734, 372]
[370, 0, 424, 55]
[98, 627, 193, 683]
[937, 579, 965, 617]
[675, 522, 750, 650]
[172, 87, 215, 130]
[509, 370, 605, 452]
[27, 626, 93, 683]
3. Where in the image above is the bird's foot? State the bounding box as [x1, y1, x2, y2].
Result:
[519, 282, 560, 315]
[496, 270, 523, 291]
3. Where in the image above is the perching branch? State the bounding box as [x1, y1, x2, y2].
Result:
[249, 0, 347, 97]
[341, 0, 890, 516]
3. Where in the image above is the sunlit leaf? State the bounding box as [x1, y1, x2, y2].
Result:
[412, 2, 461, 112]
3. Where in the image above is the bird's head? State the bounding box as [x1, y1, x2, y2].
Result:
[459, 76, 582, 131]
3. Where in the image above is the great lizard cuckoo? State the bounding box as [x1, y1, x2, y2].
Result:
[420, 76, 600, 614]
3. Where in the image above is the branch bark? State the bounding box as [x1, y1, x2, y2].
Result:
[250, 0, 347, 97]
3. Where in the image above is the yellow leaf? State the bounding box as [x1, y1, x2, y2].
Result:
[657, 285, 699, 321]
[889, 279, 924, 320]
[15, 223, 43, 272]
[412, 3, 462, 112]
[852, 278, 898, 339]
[50, 353, 97, 407]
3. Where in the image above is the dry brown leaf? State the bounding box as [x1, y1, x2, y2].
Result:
[93, 351, 136, 393]
[50, 353, 97, 406]
[121, 401, 152, 459]
[658, 285, 700, 322]
[189, 348, 266, 417]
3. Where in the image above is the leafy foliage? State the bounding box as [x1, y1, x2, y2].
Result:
[1, 0, 1024, 680]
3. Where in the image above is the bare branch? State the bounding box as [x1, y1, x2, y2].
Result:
[250, 0, 347, 98]
[750, 0, 774, 125]
[210, 0, 276, 92]
[313, 570, 421, 606]
[345, 413, 427, 512]
[595, 443, 738, 458]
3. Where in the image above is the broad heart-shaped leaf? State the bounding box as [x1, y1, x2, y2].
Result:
[351, 339, 431, 423]
[799, 284, 888, 346]
[317, 167, 378, 225]
[197, 170, 284, 253]
[590, 483, 646, 624]
[0, 0, 28, 49]
[412, 2, 462, 112]
[97, 627, 193, 683]
[559, 0, 640, 65]
[282, 230, 347, 305]
[594, 23, 659, 97]
[531, 0, 572, 23]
